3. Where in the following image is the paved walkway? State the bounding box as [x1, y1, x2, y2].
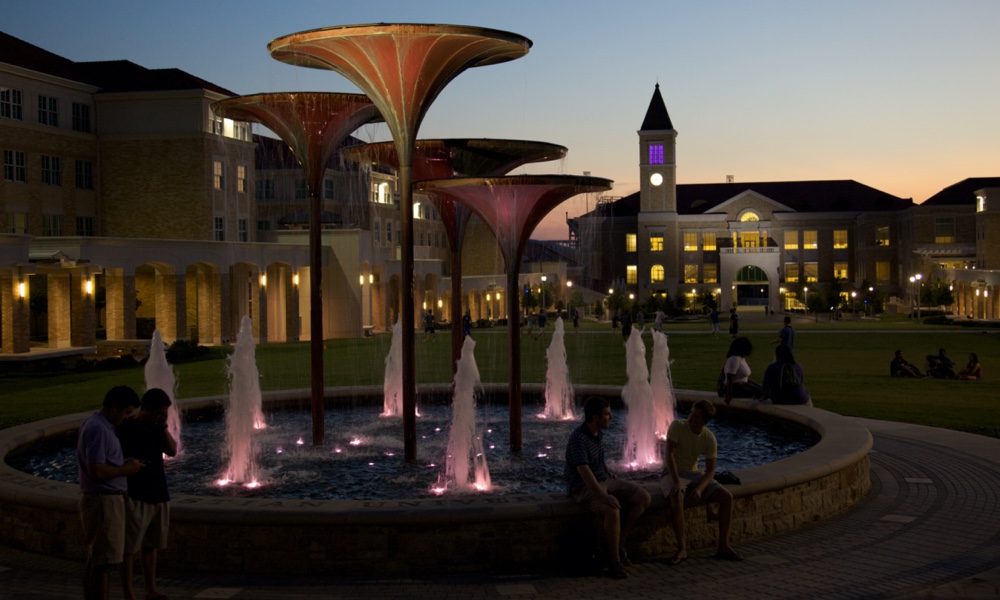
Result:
[2, 418, 999, 599]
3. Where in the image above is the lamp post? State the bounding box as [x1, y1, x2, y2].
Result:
[909, 274, 923, 321]
[851, 291, 857, 320]
[540, 275, 547, 314]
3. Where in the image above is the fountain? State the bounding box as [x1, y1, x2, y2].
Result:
[650, 330, 676, 439]
[269, 24, 532, 461]
[381, 320, 404, 417]
[145, 330, 182, 455]
[211, 92, 383, 447]
[621, 326, 659, 468]
[436, 336, 491, 493]
[540, 317, 575, 420]
[341, 139, 567, 374]
[219, 316, 264, 486]
[414, 175, 612, 452]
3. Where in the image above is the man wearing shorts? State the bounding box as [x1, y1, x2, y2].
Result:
[116, 388, 177, 600]
[565, 397, 651, 578]
[78, 385, 144, 600]
[662, 399, 742, 564]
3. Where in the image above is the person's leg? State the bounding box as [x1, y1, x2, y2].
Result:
[119, 553, 137, 600]
[707, 486, 741, 559]
[141, 547, 161, 599]
[668, 488, 687, 563]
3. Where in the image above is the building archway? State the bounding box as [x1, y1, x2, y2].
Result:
[732, 265, 770, 307]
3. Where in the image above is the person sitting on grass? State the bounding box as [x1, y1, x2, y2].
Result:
[890, 349, 923, 378]
[957, 352, 983, 380]
[719, 336, 761, 404]
[759, 345, 812, 405]
[926, 348, 956, 379]
[662, 399, 743, 565]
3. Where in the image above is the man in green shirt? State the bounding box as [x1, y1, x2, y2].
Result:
[662, 399, 742, 564]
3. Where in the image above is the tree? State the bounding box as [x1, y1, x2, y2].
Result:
[806, 292, 826, 322]
[568, 289, 585, 312]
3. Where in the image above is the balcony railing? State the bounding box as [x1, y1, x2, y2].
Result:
[719, 246, 780, 254]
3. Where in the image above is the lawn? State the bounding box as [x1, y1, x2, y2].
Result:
[1, 321, 997, 438]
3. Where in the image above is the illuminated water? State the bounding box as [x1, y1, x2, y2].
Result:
[541, 317, 575, 420]
[13, 404, 816, 500]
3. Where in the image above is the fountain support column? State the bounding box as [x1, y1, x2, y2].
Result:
[270, 26, 531, 461]
[212, 93, 382, 447]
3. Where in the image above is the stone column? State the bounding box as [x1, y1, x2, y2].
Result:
[1, 271, 30, 353]
[47, 272, 71, 348]
[220, 271, 232, 344]
[70, 272, 97, 347]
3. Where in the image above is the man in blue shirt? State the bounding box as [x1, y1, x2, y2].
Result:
[77, 385, 144, 600]
[772, 316, 795, 352]
[565, 397, 650, 578]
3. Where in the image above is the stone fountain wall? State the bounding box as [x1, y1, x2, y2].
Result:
[0, 389, 870, 576]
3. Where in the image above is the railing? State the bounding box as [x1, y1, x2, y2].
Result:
[719, 246, 781, 254]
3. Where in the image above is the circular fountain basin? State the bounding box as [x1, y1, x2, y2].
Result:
[0, 384, 871, 576]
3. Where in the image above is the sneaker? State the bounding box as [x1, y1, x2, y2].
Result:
[608, 561, 629, 579]
[618, 548, 633, 567]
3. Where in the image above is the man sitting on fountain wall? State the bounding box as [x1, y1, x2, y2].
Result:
[77, 385, 145, 600]
[662, 399, 743, 564]
[116, 388, 177, 600]
[565, 396, 651, 579]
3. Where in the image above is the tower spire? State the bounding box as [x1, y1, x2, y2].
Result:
[640, 83, 673, 131]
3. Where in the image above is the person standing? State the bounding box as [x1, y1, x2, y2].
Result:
[771, 316, 795, 352]
[565, 397, 651, 578]
[77, 385, 144, 600]
[728, 307, 739, 339]
[621, 312, 632, 341]
[709, 308, 720, 338]
[117, 388, 177, 600]
[462, 310, 472, 338]
[662, 399, 742, 564]
[654, 309, 665, 332]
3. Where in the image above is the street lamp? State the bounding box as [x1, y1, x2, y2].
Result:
[851, 291, 857, 319]
[909, 274, 923, 321]
[540, 275, 547, 313]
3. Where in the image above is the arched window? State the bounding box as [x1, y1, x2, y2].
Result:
[739, 211, 760, 222]
[651, 264, 665, 283]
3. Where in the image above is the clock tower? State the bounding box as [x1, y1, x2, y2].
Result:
[637, 83, 679, 296]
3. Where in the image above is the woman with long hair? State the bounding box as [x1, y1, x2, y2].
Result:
[760, 344, 812, 405]
[719, 336, 761, 404]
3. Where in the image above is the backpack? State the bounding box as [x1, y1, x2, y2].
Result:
[779, 363, 801, 390]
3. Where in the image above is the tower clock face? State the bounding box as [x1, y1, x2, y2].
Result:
[650, 172, 663, 186]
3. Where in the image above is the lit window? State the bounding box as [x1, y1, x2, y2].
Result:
[876, 261, 890, 283]
[648, 144, 664, 165]
[4, 150, 26, 182]
[684, 264, 698, 283]
[650, 264, 665, 282]
[876, 226, 890, 246]
[1, 88, 23, 120]
[626, 265, 637, 284]
[213, 161, 224, 190]
[75, 160, 93, 189]
[977, 195, 987, 212]
[683, 232, 698, 251]
[785, 263, 799, 283]
[703, 264, 718, 283]
[625, 234, 637, 253]
[414, 202, 422, 220]
[833, 230, 848, 249]
[4, 212, 27, 234]
[833, 262, 848, 279]
[38, 95, 58, 126]
[41, 156, 61, 186]
[702, 232, 717, 251]
[804, 262, 818, 282]
[784, 231, 798, 250]
[740, 211, 760, 222]
[214, 217, 225, 241]
[237, 165, 247, 193]
[934, 218, 955, 244]
[803, 231, 817, 250]
[650, 234, 664, 252]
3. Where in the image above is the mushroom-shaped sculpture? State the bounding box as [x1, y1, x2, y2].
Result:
[269, 24, 532, 462]
[415, 175, 613, 452]
[342, 139, 567, 371]
[212, 92, 382, 447]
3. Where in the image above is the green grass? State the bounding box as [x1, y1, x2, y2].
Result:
[2, 323, 998, 438]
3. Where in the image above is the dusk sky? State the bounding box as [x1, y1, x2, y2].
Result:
[5, 0, 998, 239]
